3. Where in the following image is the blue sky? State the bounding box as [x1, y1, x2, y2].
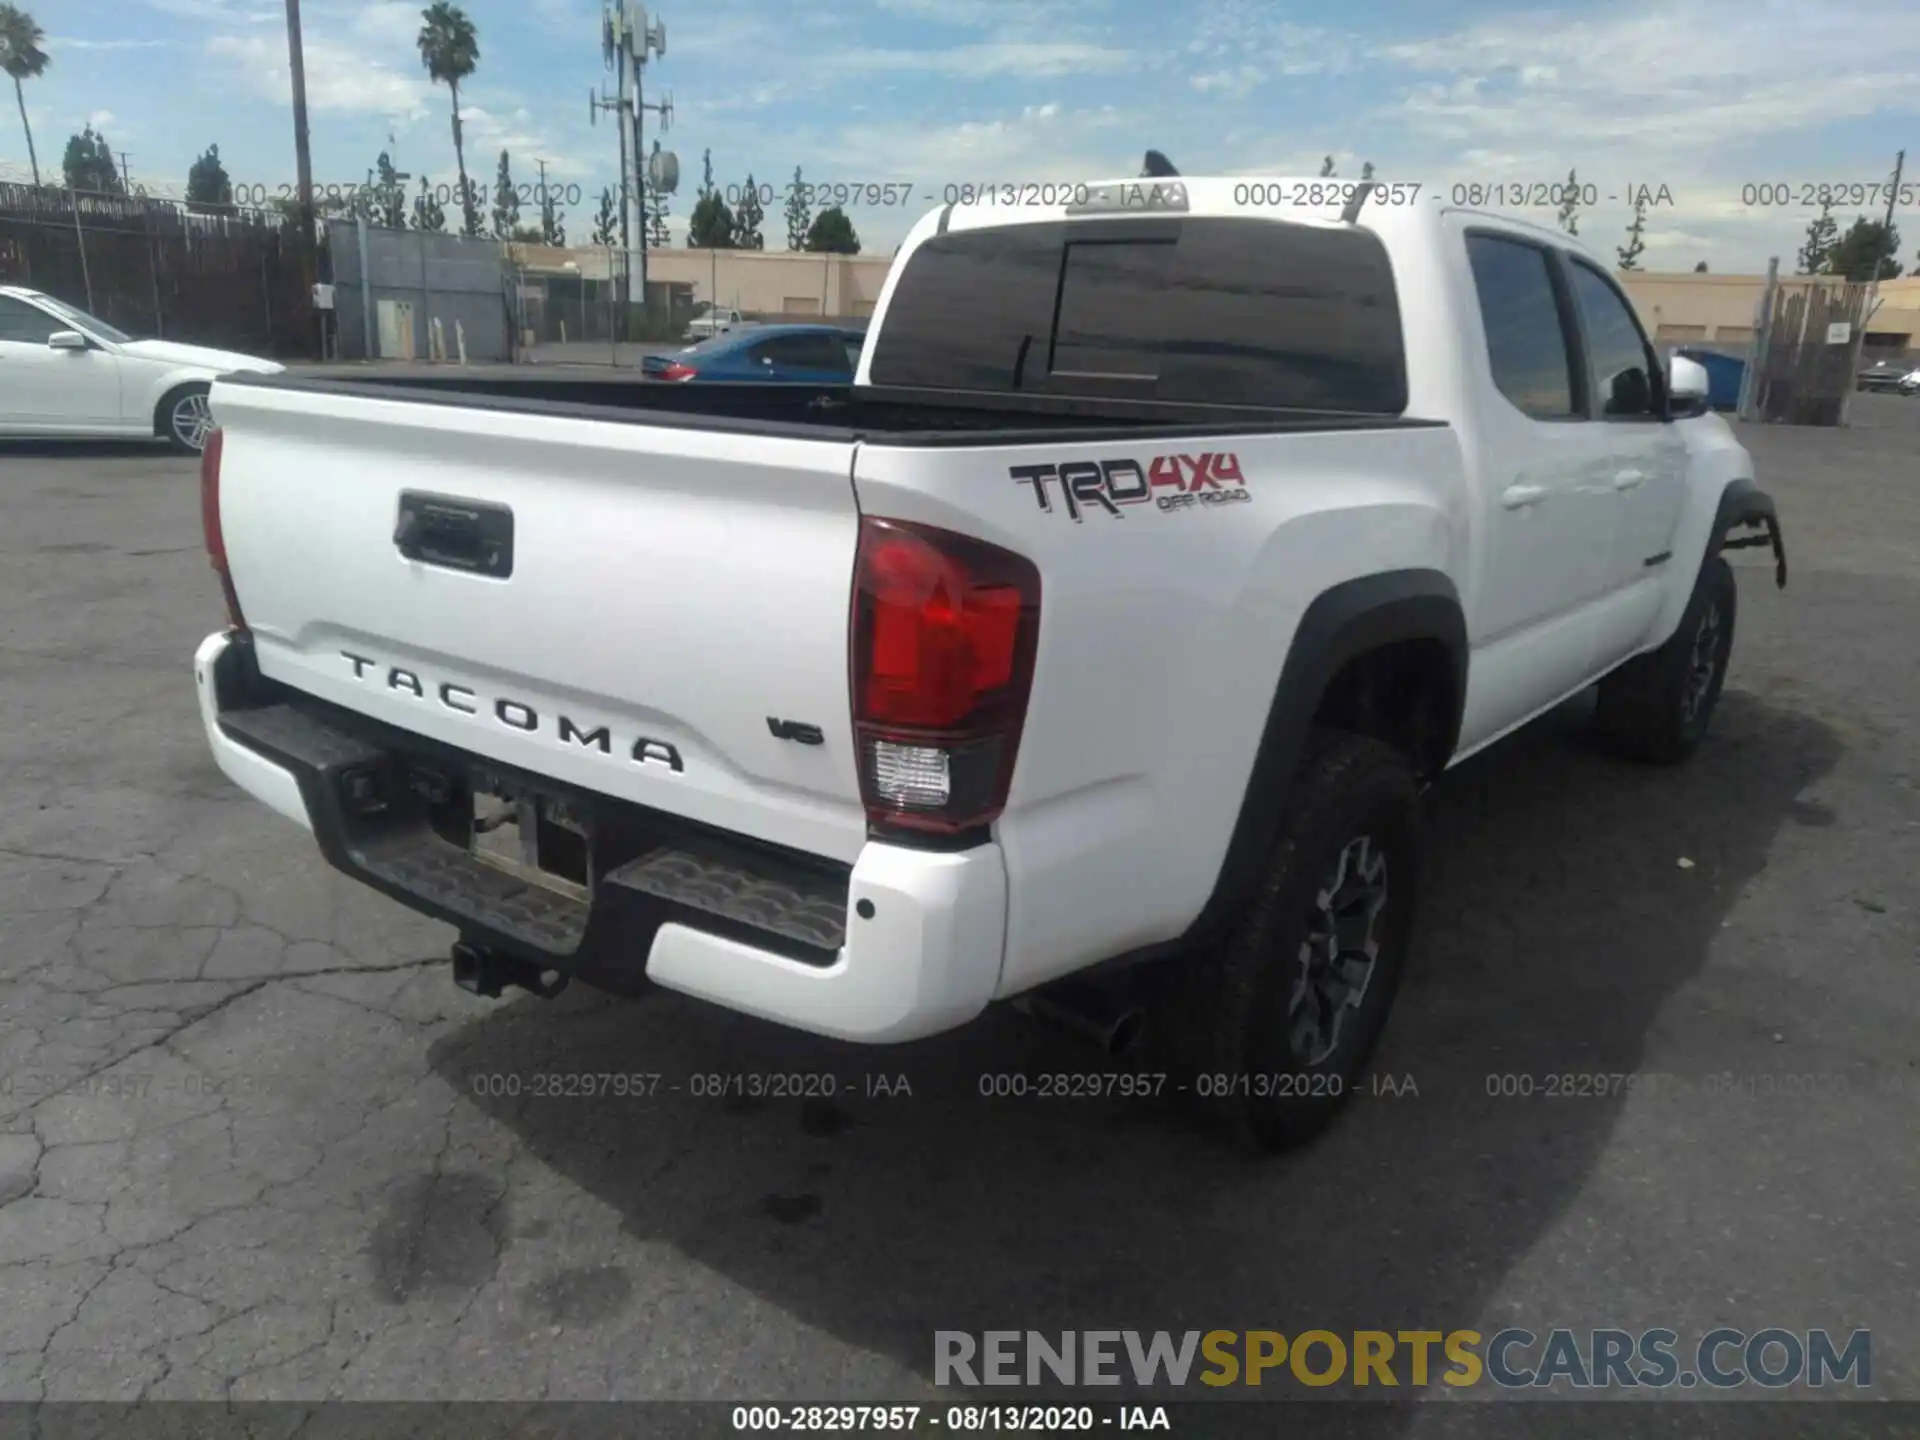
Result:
[12, 0, 1920, 270]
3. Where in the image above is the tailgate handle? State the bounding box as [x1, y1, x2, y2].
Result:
[394, 491, 514, 579]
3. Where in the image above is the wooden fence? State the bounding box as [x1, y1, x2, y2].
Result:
[1747, 279, 1872, 427]
[0, 184, 315, 357]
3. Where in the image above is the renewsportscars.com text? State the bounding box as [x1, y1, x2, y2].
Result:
[934, 1328, 1871, 1391]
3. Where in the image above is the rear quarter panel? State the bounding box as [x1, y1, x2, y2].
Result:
[853, 425, 1471, 996]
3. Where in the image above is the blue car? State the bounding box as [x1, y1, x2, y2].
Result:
[641, 324, 864, 384]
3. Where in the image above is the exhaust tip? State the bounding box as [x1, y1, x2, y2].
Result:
[1107, 1008, 1147, 1059]
[1018, 989, 1149, 1059]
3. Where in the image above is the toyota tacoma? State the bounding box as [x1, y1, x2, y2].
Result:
[192, 161, 1787, 1150]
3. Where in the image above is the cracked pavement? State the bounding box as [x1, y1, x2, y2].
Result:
[0, 405, 1915, 1425]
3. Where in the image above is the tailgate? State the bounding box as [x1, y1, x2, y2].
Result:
[212, 380, 869, 864]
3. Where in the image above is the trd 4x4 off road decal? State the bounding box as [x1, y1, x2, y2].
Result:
[1009, 453, 1249, 522]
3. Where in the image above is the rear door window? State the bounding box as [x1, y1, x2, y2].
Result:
[867, 217, 1406, 413]
[1465, 234, 1580, 420]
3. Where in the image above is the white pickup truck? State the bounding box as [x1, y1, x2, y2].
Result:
[194, 163, 1787, 1150]
[683, 304, 745, 341]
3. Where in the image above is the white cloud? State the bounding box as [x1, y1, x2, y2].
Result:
[525, 0, 585, 34]
[49, 37, 172, 51]
[142, 0, 243, 16]
[88, 110, 116, 129]
[674, 0, 1128, 85]
[734, 40, 1136, 80]
[1642, 227, 1720, 253]
[205, 32, 431, 119]
[806, 105, 1138, 226]
[1205, 0, 1920, 271]
[1374, 0, 1920, 156]
[671, 12, 788, 62]
[871, 0, 1016, 22]
[1192, 67, 1263, 98]
[872, 0, 1114, 29]
[1184, 2, 1361, 78]
[459, 104, 591, 182]
[350, 1, 426, 51]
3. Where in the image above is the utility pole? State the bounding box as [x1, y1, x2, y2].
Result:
[1875, 150, 1905, 283]
[1839, 149, 1904, 427]
[285, 0, 318, 353]
[117, 151, 132, 194]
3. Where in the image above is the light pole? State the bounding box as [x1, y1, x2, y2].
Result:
[284, 0, 317, 351]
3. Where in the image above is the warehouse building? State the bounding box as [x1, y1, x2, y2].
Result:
[1618, 272, 1920, 358]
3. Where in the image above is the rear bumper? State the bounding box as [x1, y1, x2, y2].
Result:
[193, 629, 1007, 1042]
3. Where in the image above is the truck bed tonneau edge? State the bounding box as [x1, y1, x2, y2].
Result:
[217, 370, 1451, 445]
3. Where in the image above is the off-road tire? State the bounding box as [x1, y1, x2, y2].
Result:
[1594, 554, 1737, 764]
[1155, 729, 1421, 1153]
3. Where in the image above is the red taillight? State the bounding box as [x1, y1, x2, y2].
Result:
[850, 518, 1040, 837]
[198, 426, 246, 632]
[655, 362, 697, 382]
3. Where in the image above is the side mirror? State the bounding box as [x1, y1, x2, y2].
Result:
[48, 330, 89, 352]
[1667, 354, 1711, 418]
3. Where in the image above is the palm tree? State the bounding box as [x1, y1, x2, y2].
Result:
[0, 3, 49, 188]
[416, 2, 479, 236]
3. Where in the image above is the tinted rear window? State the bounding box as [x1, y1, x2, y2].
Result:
[1466, 234, 1579, 420]
[867, 216, 1406, 413]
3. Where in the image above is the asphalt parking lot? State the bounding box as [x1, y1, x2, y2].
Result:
[1, 397, 1915, 1430]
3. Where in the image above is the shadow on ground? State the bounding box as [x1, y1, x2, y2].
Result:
[427, 689, 1842, 1425]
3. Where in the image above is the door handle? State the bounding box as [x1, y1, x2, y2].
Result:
[1501, 483, 1549, 509]
[394, 492, 514, 577]
[1613, 469, 1648, 491]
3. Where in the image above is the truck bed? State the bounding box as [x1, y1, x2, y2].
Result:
[221, 371, 1444, 446]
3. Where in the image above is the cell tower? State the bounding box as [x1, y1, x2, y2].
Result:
[589, 2, 674, 305]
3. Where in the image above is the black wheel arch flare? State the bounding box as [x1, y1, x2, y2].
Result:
[1711, 478, 1788, 589]
[1182, 567, 1467, 954]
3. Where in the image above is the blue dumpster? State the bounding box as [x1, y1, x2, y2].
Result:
[1675, 347, 1746, 411]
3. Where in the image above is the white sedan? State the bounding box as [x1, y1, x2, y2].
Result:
[0, 285, 285, 454]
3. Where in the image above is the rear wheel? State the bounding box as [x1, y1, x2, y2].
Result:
[1594, 554, 1736, 764]
[1155, 730, 1421, 1153]
[160, 384, 213, 455]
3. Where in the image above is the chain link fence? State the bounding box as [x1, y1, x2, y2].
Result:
[0, 183, 314, 356]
